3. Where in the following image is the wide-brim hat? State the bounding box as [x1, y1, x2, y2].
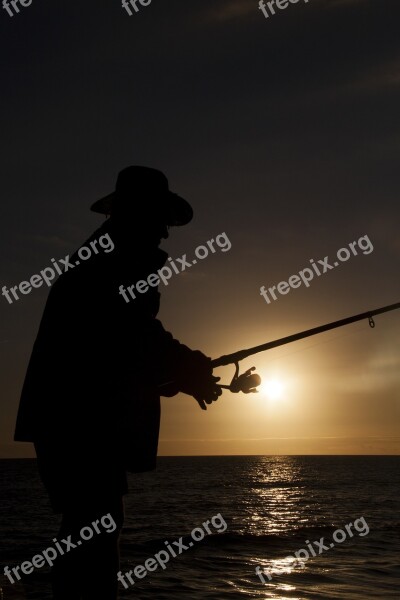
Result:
[90, 165, 193, 226]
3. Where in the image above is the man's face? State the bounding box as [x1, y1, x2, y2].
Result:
[109, 216, 170, 248]
[147, 222, 170, 246]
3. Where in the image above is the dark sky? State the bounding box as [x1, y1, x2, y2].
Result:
[1, 0, 399, 457]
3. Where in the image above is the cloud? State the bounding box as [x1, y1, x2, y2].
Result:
[204, 0, 373, 24]
[341, 58, 400, 95]
[204, 0, 256, 23]
[29, 234, 73, 248]
[334, 351, 400, 393]
[328, 0, 371, 5]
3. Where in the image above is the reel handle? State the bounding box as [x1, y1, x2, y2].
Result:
[218, 365, 261, 394]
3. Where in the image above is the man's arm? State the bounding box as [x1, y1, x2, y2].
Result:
[130, 314, 222, 409]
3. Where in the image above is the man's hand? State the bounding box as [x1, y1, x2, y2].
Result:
[179, 351, 222, 410]
[192, 374, 222, 411]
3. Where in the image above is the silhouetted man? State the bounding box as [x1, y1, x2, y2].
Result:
[14, 166, 222, 599]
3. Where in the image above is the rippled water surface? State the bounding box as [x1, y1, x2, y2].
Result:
[1, 456, 399, 598]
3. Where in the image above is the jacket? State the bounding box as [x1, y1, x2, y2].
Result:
[14, 222, 199, 472]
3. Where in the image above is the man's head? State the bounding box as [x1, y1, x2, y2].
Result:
[91, 166, 193, 248]
[91, 166, 193, 224]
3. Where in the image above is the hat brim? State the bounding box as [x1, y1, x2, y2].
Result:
[90, 191, 193, 226]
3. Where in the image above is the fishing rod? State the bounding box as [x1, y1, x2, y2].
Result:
[214, 302, 400, 394]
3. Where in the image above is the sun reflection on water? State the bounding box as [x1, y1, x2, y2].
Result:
[244, 456, 309, 536]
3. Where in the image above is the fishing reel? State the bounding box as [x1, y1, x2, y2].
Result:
[219, 362, 261, 394]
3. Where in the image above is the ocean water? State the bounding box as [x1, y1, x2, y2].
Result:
[0, 456, 399, 599]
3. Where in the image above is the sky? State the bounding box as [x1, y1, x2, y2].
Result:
[1, 0, 399, 457]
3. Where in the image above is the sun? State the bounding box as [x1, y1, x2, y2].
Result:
[262, 379, 284, 401]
